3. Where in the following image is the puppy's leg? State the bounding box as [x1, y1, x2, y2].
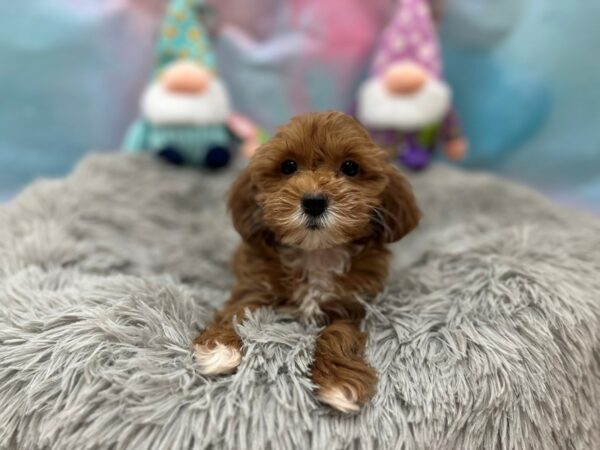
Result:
[311, 302, 377, 413]
[194, 292, 270, 375]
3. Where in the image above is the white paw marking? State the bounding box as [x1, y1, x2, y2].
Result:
[318, 386, 360, 413]
[194, 342, 242, 375]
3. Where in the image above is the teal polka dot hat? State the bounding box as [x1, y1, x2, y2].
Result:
[155, 0, 216, 76]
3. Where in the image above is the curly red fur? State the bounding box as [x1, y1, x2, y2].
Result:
[194, 111, 420, 411]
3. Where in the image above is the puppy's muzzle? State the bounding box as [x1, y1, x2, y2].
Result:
[302, 194, 328, 218]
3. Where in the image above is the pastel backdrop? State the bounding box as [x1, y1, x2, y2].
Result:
[0, 0, 598, 211]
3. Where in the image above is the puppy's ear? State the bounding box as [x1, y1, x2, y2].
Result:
[375, 166, 421, 243]
[228, 166, 271, 245]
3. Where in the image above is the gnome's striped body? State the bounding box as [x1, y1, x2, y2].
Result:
[368, 109, 463, 171]
[124, 121, 234, 168]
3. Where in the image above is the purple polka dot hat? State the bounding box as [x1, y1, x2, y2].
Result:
[370, 0, 442, 79]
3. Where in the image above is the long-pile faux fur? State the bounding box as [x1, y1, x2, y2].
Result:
[0, 154, 598, 450]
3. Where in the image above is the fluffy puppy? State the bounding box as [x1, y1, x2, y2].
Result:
[194, 111, 420, 412]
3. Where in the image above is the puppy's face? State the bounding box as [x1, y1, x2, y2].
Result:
[229, 112, 420, 250]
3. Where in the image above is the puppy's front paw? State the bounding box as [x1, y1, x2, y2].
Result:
[312, 356, 377, 413]
[312, 322, 378, 413]
[194, 342, 242, 375]
[318, 385, 361, 413]
[194, 327, 243, 375]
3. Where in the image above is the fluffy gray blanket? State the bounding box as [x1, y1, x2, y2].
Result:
[0, 154, 599, 450]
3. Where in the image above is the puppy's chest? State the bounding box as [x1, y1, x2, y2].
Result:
[279, 247, 354, 317]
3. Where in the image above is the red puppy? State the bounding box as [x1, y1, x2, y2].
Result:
[194, 111, 420, 412]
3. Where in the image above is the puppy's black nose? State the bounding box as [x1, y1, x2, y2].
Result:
[302, 194, 328, 217]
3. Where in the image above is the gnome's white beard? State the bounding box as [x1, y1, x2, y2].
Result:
[142, 79, 231, 126]
[357, 77, 451, 130]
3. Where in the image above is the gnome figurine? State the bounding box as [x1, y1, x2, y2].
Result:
[124, 0, 259, 169]
[356, 0, 467, 170]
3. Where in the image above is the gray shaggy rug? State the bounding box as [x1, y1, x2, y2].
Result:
[0, 154, 599, 450]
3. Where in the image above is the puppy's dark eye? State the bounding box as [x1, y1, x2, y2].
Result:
[340, 160, 359, 177]
[280, 159, 298, 175]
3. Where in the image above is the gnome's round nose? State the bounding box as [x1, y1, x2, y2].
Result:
[161, 60, 211, 94]
[383, 62, 428, 95]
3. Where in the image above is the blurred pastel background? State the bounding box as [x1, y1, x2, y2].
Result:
[0, 0, 599, 211]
